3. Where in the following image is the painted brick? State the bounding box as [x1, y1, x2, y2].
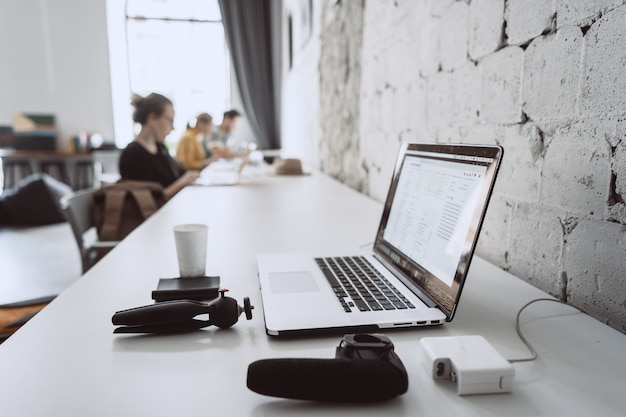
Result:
[608, 121, 626, 223]
[427, 62, 480, 129]
[522, 27, 583, 122]
[431, 0, 456, 18]
[426, 71, 451, 129]
[358, 89, 375, 141]
[541, 118, 612, 217]
[563, 219, 626, 332]
[440, 2, 469, 70]
[581, 6, 626, 117]
[417, 16, 441, 76]
[469, 0, 505, 60]
[479, 46, 524, 124]
[362, 134, 403, 203]
[404, 0, 431, 32]
[392, 3, 414, 40]
[390, 31, 416, 90]
[450, 62, 481, 126]
[436, 126, 464, 144]
[407, 78, 428, 133]
[458, 124, 503, 147]
[556, 0, 625, 28]
[392, 86, 411, 137]
[362, 0, 386, 28]
[495, 124, 543, 202]
[474, 194, 512, 267]
[380, 86, 394, 136]
[505, 0, 556, 45]
[507, 203, 565, 296]
[365, 54, 387, 96]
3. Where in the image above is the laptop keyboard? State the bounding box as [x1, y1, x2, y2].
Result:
[314, 256, 415, 313]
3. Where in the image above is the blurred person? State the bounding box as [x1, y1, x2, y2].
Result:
[203, 109, 241, 159]
[119, 93, 199, 199]
[175, 112, 214, 170]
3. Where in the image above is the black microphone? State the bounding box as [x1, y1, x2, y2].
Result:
[246, 334, 409, 402]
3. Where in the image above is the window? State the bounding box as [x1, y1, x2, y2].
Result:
[107, 0, 231, 149]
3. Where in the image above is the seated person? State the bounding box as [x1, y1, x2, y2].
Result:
[119, 93, 199, 199]
[203, 109, 241, 159]
[175, 113, 214, 171]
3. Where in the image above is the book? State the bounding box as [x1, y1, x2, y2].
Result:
[152, 276, 220, 302]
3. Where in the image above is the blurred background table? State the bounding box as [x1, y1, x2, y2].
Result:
[0, 149, 120, 191]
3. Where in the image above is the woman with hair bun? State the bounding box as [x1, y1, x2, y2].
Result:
[119, 93, 199, 198]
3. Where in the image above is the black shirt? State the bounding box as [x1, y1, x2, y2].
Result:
[119, 142, 185, 188]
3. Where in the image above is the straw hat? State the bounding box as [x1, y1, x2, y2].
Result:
[273, 158, 309, 175]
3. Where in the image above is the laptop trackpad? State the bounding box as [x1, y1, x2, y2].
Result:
[269, 271, 319, 294]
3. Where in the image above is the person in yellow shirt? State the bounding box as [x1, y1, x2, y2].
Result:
[175, 113, 214, 170]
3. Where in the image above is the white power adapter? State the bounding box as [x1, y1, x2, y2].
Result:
[418, 335, 515, 395]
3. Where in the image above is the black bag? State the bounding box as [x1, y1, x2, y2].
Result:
[0, 173, 72, 226]
[92, 180, 166, 241]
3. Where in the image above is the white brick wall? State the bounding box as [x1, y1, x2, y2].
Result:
[541, 118, 612, 217]
[581, 6, 626, 116]
[440, 2, 469, 70]
[556, 0, 626, 28]
[417, 19, 441, 76]
[496, 125, 542, 202]
[563, 219, 626, 331]
[505, 0, 556, 45]
[281, 0, 626, 333]
[522, 27, 583, 121]
[479, 46, 524, 124]
[507, 202, 565, 295]
[469, 0, 505, 60]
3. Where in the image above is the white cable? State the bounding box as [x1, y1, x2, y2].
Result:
[508, 297, 584, 363]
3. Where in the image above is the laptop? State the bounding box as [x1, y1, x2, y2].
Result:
[256, 142, 503, 336]
[194, 157, 250, 186]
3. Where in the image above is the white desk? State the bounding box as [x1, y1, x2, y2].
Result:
[1, 172, 625, 416]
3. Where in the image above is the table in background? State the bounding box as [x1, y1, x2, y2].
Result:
[0, 149, 94, 190]
[0, 171, 624, 416]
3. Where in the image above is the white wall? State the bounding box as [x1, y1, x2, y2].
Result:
[0, 0, 256, 151]
[0, 0, 114, 149]
[281, 0, 626, 333]
[280, 0, 322, 163]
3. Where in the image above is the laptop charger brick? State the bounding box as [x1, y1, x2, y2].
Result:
[418, 335, 515, 395]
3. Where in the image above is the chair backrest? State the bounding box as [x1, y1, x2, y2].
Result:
[60, 188, 118, 273]
[60, 188, 96, 253]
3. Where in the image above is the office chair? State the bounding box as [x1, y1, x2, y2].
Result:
[60, 188, 119, 274]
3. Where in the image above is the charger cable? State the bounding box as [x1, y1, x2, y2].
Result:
[508, 298, 584, 363]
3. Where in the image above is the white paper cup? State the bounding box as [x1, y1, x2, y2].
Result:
[173, 224, 208, 277]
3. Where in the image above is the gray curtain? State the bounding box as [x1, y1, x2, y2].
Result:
[218, 0, 281, 149]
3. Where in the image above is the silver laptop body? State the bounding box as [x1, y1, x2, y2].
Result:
[257, 142, 503, 336]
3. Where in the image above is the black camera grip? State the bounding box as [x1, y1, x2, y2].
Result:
[247, 357, 408, 402]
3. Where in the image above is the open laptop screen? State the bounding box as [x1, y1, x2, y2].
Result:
[373, 143, 502, 319]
